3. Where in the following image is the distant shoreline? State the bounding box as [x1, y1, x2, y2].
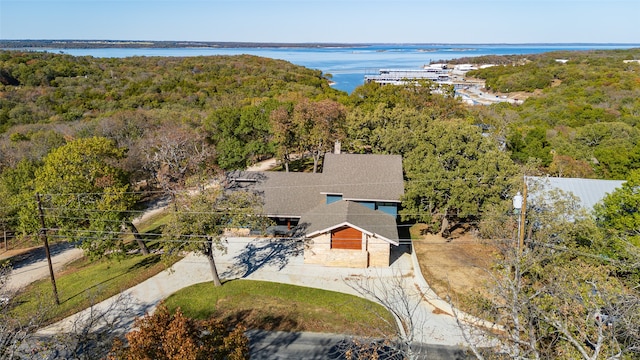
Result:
[1, 40, 639, 50]
[0, 40, 366, 49]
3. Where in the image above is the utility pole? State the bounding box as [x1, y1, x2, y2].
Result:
[513, 177, 528, 253]
[36, 192, 60, 305]
[519, 178, 528, 252]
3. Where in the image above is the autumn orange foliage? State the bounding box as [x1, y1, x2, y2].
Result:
[108, 304, 248, 360]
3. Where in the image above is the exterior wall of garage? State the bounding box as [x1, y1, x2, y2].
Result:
[304, 226, 391, 268]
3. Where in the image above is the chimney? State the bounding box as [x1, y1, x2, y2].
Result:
[334, 140, 341, 154]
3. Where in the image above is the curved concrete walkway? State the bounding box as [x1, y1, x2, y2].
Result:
[38, 237, 469, 346]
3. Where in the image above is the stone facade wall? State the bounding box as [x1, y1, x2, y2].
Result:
[304, 230, 391, 268]
[367, 235, 391, 267]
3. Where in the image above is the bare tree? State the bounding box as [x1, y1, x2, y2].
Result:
[142, 124, 215, 196]
[0, 264, 49, 360]
[457, 183, 640, 359]
[54, 293, 137, 360]
[340, 271, 431, 360]
[26, 292, 138, 360]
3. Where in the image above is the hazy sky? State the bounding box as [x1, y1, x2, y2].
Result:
[1, 0, 639, 43]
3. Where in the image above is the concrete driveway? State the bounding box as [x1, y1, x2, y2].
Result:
[37, 237, 469, 347]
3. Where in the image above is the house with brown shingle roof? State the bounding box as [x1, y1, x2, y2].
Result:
[226, 153, 404, 268]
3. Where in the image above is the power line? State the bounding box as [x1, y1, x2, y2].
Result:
[39, 205, 497, 219]
[34, 174, 517, 198]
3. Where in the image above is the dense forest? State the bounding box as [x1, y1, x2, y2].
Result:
[1, 48, 640, 232]
[1, 48, 640, 358]
[0, 51, 343, 172]
[2, 49, 639, 178]
[468, 49, 640, 179]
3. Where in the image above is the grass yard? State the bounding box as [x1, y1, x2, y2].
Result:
[164, 279, 397, 338]
[8, 205, 180, 326]
[11, 254, 173, 325]
[122, 210, 173, 252]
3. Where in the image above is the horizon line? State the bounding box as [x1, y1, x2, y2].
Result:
[2, 39, 640, 46]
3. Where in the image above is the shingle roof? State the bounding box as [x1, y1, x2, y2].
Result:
[321, 153, 404, 201]
[527, 176, 625, 210]
[226, 153, 405, 217]
[226, 170, 323, 217]
[299, 200, 399, 245]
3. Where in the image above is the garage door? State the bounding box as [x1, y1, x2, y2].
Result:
[331, 226, 362, 250]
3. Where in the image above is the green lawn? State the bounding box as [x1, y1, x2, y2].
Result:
[8, 205, 180, 326]
[164, 279, 397, 338]
[123, 210, 173, 252]
[11, 253, 173, 325]
[9, 209, 397, 338]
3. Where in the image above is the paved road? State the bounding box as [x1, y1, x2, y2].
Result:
[5, 158, 485, 357]
[4, 242, 84, 291]
[456, 85, 522, 105]
[247, 330, 473, 359]
[1, 160, 270, 293]
[2, 193, 173, 292]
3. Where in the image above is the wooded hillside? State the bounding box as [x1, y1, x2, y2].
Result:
[0, 51, 343, 173]
[2, 48, 640, 233]
[468, 49, 640, 179]
[1, 48, 639, 359]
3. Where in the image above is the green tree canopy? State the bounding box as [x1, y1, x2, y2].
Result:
[162, 188, 271, 286]
[402, 120, 518, 234]
[205, 100, 279, 170]
[0, 159, 39, 235]
[595, 169, 640, 247]
[507, 126, 553, 166]
[34, 137, 144, 257]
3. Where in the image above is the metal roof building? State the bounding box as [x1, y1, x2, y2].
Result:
[526, 176, 625, 210]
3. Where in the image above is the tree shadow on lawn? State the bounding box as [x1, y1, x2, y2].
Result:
[222, 238, 303, 279]
[61, 272, 129, 305]
[126, 255, 160, 271]
[62, 256, 159, 304]
[223, 308, 299, 332]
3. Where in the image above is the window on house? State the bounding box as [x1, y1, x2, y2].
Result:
[326, 194, 343, 204]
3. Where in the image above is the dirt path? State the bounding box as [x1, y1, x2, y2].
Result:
[246, 154, 306, 172]
[246, 158, 278, 171]
[132, 196, 172, 225]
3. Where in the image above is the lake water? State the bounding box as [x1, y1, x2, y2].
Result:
[25, 44, 640, 93]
